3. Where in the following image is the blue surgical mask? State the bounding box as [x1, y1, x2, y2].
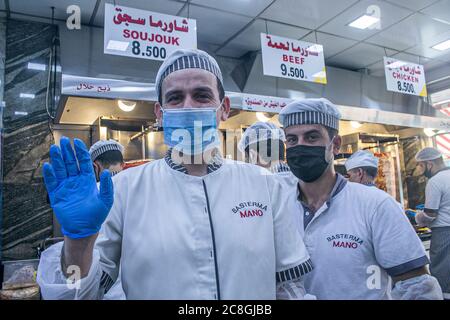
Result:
[161, 103, 222, 155]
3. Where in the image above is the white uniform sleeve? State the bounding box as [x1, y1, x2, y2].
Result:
[425, 179, 441, 211]
[37, 177, 125, 300]
[371, 196, 429, 277]
[267, 175, 313, 288]
[391, 274, 443, 300]
[36, 241, 103, 300]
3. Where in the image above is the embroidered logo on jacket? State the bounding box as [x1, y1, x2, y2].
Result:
[232, 202, 268, 218]
[327, 234, 364, 249]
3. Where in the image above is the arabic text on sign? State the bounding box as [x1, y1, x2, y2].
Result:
[113, 7, 189, 34]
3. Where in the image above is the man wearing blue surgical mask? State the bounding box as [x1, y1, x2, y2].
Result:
[280, 98, 442, 300]
[37, 49, 313, 300]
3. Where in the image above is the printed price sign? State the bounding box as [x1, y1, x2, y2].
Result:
[384, 57, 427, 97]
[104, 3, 197, 61]
[260, 33, 327, 84]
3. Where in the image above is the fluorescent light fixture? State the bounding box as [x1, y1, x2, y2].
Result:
[350, 121, 362, 129]
[256, 112, 270, 122]
[27, 62, 46, 71]
[118, 99, 136, 112]
[51, 65, 62, 72]
[432, 17, 450, 26]
[20, 93, 35, 99]
[348, 15, 379, 29]
[27, 62, 61, 72]
[432, 39, 450, 51]
[434, 99, 450, 106]
[107, 40, 130, 51]
[14, 111, 28, 116]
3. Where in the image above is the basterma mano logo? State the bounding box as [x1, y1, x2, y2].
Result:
[232, 202, 268, 218]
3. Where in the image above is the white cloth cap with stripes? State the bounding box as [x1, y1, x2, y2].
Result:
[155, 49, 223, 103]
[279, 98, 341, 130]
[89, 139, 124, 162]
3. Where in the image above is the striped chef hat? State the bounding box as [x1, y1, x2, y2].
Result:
[89, 139, 124, 162]
[155, 49, 223, 104]
[279, 98, 341, 130]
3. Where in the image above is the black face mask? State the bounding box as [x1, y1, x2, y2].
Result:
[424, 166, 433, 179]
[286, 145, 331, 183]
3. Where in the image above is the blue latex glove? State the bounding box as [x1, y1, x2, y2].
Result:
[416, 204, 425, 210]
[42, 137, 114, 239]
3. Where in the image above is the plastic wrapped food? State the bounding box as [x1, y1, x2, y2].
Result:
[2, 265, 37, 290]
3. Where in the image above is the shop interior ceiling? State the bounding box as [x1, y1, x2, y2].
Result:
[60, 97, 156, 124]
[2, 0, 450, 102]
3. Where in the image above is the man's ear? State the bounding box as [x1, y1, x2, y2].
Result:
[249, 149, 258, 165]
[155, 102, 163, 123]
[220, 96, 231, 122]
[358, 168, 364, 178]
[332, 135, 342, 155]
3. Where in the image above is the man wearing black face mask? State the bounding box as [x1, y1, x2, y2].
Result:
[415, 147, 450, 300]
[279, 98, 442, 300]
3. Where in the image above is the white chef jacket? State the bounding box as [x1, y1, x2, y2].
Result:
[37, 151, 312, 300]
[270, 162, 298, 190]
[291, 174, 429, 299]
[425, 168, 450, 228]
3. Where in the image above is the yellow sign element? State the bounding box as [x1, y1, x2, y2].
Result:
[419, 84, 427, 97]
[313, 67, 327, 84]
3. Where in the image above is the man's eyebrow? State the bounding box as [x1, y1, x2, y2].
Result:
[192, 86, 215, 93]
[164, 89, 183, 99]
[303, 129, 322, 136]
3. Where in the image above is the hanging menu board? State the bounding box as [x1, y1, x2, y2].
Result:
[260, 33, 327, 84]
[104, 3, 197, 61]
[383, 57, 427, 97]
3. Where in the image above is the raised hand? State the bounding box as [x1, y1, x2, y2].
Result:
[42, 137, 114, 239]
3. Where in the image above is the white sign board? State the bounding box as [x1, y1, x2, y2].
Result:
[383, 57, 427, 97]
[241, 94, 292, 113]
[260, 33, 327, 84]
[62, 74, 156, 101]
[104, 3, 197, 61]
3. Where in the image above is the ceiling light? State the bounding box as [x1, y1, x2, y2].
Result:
[348, 15, 379, 29]
[256, 112, 270, 122]
[107, 40, 130, 51]
[118, 99, 136, 112]
[20, 93, 35, 99]
[27, 62, 61, 72]
[350, 121, 363, 129]
[27, 62, 46, 71]
[434, 99, 450, 106]
[432, 39, 450, 51]
[14, 111, 28, 116]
